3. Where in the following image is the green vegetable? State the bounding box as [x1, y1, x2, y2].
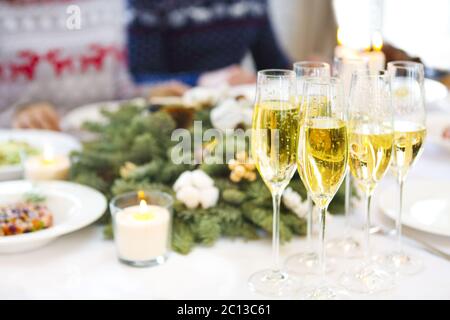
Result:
[0, 141, 38, 166]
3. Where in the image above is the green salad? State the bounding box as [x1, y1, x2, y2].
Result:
[0, 141, 38, 166]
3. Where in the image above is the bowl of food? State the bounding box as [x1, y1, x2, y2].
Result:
[0, 180, 106, 253]
[0, 140, 38, 181]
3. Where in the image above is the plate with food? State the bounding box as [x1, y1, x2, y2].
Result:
[61, 98, 147, 136]
[379, 179, 450, 237]
[0, 129, 81, 181]
[426, 113, 450, 152]
[0, 180, 107, 253]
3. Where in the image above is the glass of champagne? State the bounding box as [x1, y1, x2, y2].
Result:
[381, 61, 426, 275]
[339, 70, 395, 294]
[327, 57, 369, 259]
[285, 61, 331, 275]
[298, 77, 348, 299]
[249, 69, 300, 296]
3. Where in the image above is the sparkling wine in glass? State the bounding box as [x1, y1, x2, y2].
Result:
[285, 61, 332, 275]
[381, 61, 427, 275]
[327, 57, 369, 259]
[249, 69, 300, 296]
[339, 70, 395, 294]
[298, 77, 349, 299]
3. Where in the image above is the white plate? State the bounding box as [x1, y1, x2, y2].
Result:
[61, 98, 146, 134]
[379, 179, 450, 237]
[426, 113, 450, 152]
[0, 130, 81, 181]
[0, 180, 106, 253]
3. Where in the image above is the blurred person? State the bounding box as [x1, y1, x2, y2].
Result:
[0, 0, 190, 130]
[127, 0, 291, 87]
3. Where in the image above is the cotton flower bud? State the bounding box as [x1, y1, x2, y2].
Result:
[176, 186, 200, 209]
[199, 187, 220, 209]
[173, 171, 193, 192]
[191, 169, 214, 189]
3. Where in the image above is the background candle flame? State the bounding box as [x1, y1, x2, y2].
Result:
[42, 145, 55, 164]
[337, 28, 343, 46]
[372, 31, 383, 51]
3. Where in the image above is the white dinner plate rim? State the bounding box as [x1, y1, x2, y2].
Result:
[378, 179, 450, 237]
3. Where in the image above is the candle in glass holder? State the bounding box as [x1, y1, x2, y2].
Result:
[24, 145, 70, 181]
[114, 199, 171, 266]
[360, 31, 386, 73]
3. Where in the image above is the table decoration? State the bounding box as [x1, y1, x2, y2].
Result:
[334, 29, 385, 74]
[24, 145, 70, 181]
[70, 97, 347, 255]
[173, 170, 219, 209]
[110, 190, 173, 267]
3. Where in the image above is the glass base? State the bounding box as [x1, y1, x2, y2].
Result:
[327, 236, 363, 259]
[119, 254, 168, 268]
[300, 284, 349, 300]
[248, 269, 299, 297]
[339, 262, 395, 294]
[380, 251, 424, 275]
[284, 252, 335, 275]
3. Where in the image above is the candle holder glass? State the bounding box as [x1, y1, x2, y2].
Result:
[110, 191, 173, 267]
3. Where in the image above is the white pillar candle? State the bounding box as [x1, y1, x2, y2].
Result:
[115, 200, 170, 262]
[360, 50, 386, 74]
[334, 45, 360, 61]
[24, 146, 70, 181]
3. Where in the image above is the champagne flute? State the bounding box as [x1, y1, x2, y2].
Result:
[285, 61, 331, 275]
[327, 57, 369, 259]
[298, 77, 348, 299]
[381, 61, 426, 275]
[249, 69, 299, 296]
[339, 70, 395, 294]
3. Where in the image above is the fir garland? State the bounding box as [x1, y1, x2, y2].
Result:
[70, 102, 346, 254]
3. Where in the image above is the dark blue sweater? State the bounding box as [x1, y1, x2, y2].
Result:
[127, 0, 290, 85]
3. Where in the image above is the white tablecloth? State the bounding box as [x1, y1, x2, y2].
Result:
[1, 109, 450, 300]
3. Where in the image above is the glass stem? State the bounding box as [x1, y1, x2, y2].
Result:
[364, 193, 372, 262]
[396, 179, 404, 253]
[344, 171, 351, 230]
[306, 193, 313, 249]
[272, 190, 283, 273]
[318, 206, 327, 281]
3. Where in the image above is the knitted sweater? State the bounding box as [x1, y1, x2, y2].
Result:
[127, 0, 290, 85]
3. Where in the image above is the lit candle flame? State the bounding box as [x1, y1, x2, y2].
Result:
[42, 145, 55, 165]
[139, 199, 148, 214]
[134, 199, 154, 221]
[372, 31, 383, 51]
[337, 28, 343, 46]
